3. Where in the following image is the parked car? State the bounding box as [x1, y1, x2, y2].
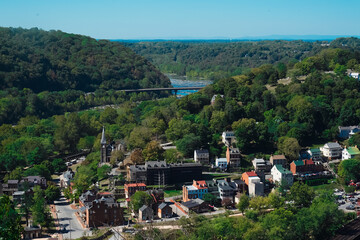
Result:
[346, 204, 355, 210]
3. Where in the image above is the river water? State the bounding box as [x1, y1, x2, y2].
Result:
[168, 75, 213, 96]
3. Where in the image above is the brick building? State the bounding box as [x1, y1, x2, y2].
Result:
[124, 183, 146, 198]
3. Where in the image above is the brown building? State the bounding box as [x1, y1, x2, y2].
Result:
[226, 147, 241, 168]
[127, 161, 202, 185]
[290, 159, 322, 175]
[158, 203, 173, 218]
[181, 199, 210, 214]
[84, 197, 124, 228]
[124, 183, 147, 198]
[270, 155, 287, 167]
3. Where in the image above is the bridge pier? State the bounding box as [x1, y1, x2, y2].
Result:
[174, 90, 178, 97]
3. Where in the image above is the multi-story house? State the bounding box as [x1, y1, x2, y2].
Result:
[194, 149, 210, 165]
[226, 147, 241, 168]
[183, 180, 208, 202]
[271, 165, 294, 186]
[320, 142, 343, 159]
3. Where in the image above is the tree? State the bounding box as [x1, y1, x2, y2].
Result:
[44, 184, 61, 202]
[128, 126, 152, 149]
[51, 158, 66, 173]
[100, 107, 118, 124]
[249, 196, 269, 213]
[236, 194, 250, 213]
[97, 165, 111, 180]
[203, 193, 218, 206]
[130, 191, 153, 212]
[3, 167, 23, 182]
[349, 132, 360, 147]
[260, 208, 294, 240]
[130, 148, 144, 164]
[176, 133, 202, 157]
[110, 149, 125, 165]
[289, 182, 315, 208]
[277, 137, 301, 160]
[164, 149, 181, 163]
[143, 141, 164, 162]
[165, 119, 194, 141]
[338, 159, 360, 184]
[31, 185, 51, 227]
[0, 195, 22, 240]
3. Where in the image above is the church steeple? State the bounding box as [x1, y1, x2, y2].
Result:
[101, 126, 106, 145]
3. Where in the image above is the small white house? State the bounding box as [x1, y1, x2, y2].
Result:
[215, 158, 228, 171]
[194, 149, 210, 165]
[320, 142, 343, 159]
[342, 146, 360, 160]
[271, 165, 294, 186]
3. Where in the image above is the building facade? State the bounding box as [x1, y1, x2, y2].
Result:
[226, 147, 241, 168]
[183, 180, 208, 202]
[194, 149, 210, 165]
[271, 164, 294, 186]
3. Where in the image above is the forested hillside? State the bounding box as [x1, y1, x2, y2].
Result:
[0, 27, 170, 92]
[123, 38, 360, 80]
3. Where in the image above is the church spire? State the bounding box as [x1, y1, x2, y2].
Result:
[101, 126, 106, 145]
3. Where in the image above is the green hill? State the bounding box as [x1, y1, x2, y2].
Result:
[0, 27, 170, 92]
[122, 38, 360, 80]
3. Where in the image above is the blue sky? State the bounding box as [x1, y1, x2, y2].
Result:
[1, 0, 359, 39]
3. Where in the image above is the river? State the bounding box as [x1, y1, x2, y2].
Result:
[168, 74, 213, 96]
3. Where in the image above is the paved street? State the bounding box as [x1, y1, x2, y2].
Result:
[54, 197, 92, 239]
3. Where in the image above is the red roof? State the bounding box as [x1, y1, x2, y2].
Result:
[125, 183, 146, 188]
[245, 171, 258, 177]
[194, 180, 208, 189]
[98, 192, 112, 195]
[303, 159, 314, 165]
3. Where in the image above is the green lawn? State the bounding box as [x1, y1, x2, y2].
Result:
[203, 173, 231, 180]
[164, 189, 182, 198]
[310, 179, 343, 192]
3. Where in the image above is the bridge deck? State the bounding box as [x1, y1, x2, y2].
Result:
[121, 87, 203, 92]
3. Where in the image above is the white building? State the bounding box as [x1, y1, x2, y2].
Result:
[342, 146, 360, 160]
[271, 165, 294, 186]
[222, 131, 236, 147]
[320, 142, 343, 159]
[248, 176, 264, 197]
[215, 158, 228, 171]
[194, 149, 210, 165]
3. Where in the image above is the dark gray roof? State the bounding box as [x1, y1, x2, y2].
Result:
[139, 205, 150, 212]
[233, 179, 246, 185]
[145, 161, 168, 168]
[8, 180, 19, 184]
[326, 142, 342, 149]
[182, 199, 204, 208]
[218, 185, 234, 191]
[158, 202, 169, 209]
[195, 149, 209, 154]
